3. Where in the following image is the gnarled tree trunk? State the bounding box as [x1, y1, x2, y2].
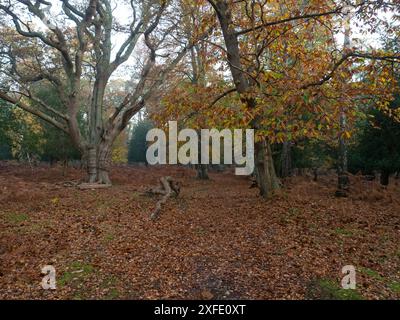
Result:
[87, 147, 98, 183]
[97, 144, 112, 185]
[83, 143, 113, 185]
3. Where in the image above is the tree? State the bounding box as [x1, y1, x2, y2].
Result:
[0, 100, 15, 159]
[128, 119, 153, 163]
[0, 100, 45, 161]
[349, 90, 400, 186]
[112, 130, 129, 164]
[1, 96, 81, 163]
[205, 0, 399, 197]
[1, 0, 399, 192]
[31, 84, 81, 163]
[0, 0, 209, 185]
[151, 0, 218, 179]
[350, 109, 400, 186]
[155, 0, 399, 196]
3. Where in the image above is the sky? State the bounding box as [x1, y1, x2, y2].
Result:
[37, 1, 395, 55]
[4, 1, 397, 84]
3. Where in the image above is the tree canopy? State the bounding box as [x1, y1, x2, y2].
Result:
[0, 0, 399, 193]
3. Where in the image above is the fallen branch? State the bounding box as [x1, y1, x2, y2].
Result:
[78, 183, 112, 190]
[55, 181, 80, 188]
[147, 176, 181, 221]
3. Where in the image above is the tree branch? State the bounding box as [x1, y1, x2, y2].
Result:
[301, 51, 400, 89]
[0, 91, 69, 133]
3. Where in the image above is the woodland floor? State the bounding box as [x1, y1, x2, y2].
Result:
[0, 162, 399, 300]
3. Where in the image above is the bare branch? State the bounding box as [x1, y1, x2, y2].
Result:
[209, 87, 237, 107]
[301, 51, 400, 89]
[13, 89, 69, 121]
[0, 2, 74, 75]
[0, 91, 69, 133]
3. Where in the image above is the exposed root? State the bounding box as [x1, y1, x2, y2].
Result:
[146, 176, 181, 221]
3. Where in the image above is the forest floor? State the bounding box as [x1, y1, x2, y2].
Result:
[0, 162, 399, 300]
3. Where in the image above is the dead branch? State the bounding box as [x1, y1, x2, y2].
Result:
[55, 180, 80, 188]
[78, 183, 112, 190]
[147, 176, 181, 221]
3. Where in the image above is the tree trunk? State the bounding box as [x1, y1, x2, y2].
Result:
[196, 164, 209, 180]
[281, 141, 293, 178]
[196, 131, 209, 180]
[336, 10, 352, 197]
[337, 113, 350, 195]
[380, 170, 390, 186]
[87, 147, 98, 183]
[211, 0, 280, 198]
[97, 145, 112, 185]
[255, 140, 280, 197]
[84, 144, 112, 185]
